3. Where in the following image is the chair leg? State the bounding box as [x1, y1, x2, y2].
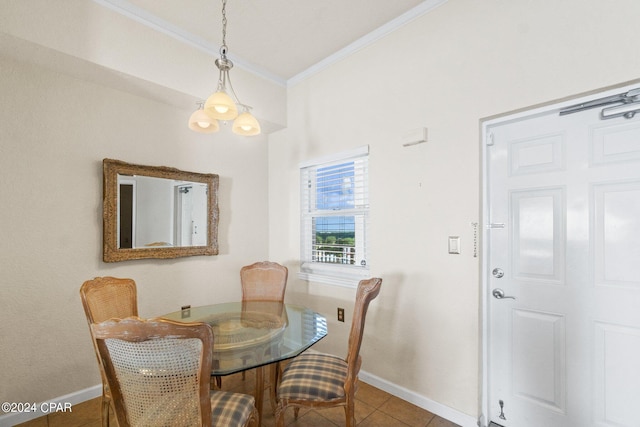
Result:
[101, 395, 110, 427]
[268, 363, 279, 413]
[241, 354, 250, 380]
[274, 403, 286, 427]
[210, 376, 222, 389]
[211, 359, 222, 389]
[344, 400, 356, 427]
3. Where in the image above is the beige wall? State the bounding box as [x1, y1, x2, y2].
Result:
[268, 0, 640, 418]
[3, 0, 640, 423]
[0, 55, 270, 403]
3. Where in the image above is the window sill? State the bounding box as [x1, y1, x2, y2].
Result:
[298, 264, 370, 288]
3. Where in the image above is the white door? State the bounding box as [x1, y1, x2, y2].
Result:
[175, 183, 208, 246]
[485, 86, 640, 427]
[190, 183, 208, 246]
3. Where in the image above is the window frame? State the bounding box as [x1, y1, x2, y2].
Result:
[298, 145, 370, 288]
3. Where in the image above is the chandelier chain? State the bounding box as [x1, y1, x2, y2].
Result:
[221, 0, 228, 52]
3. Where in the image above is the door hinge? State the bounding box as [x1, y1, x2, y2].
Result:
[486, 132, 495, 146]
[487, 223, 505, 229]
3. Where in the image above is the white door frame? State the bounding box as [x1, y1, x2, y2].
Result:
[479, 78, 640, 427]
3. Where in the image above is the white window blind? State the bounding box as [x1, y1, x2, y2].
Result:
[300, 146, 370, 287]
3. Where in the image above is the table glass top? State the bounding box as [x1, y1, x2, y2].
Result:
[161, 302, 327, 375]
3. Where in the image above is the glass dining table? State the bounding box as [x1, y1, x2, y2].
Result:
[160, 301, 327, 425]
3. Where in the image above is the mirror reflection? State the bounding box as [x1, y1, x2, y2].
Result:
[117, 175, 208, 249]
[103, 159, 219, 262]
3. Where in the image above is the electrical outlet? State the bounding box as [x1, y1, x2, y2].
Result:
[337, 307, 345, 322]
[181, 305, 191, 319]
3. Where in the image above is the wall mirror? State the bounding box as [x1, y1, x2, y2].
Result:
[103, 159, 219, 262]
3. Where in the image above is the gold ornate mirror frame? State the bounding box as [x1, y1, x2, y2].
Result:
[103, 159, 219, 262]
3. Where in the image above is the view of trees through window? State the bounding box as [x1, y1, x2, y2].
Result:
[313, 217, 356, 265]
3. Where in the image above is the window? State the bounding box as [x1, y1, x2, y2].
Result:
[299, 146, 369, 287]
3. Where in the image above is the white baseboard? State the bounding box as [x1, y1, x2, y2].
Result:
[0, 384, 102, 427]
[358, 370, 478, 427]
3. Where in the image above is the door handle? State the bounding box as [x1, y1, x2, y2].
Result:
[492, 288, 516, 300]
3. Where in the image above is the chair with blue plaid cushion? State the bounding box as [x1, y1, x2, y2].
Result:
[92, 317, 258, 427]
[275, 277, 382, 427]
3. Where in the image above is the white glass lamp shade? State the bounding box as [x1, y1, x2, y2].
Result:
[204, 91, 238, 120]
[188, 108, 219, 133]
[232, 112, 261, 136]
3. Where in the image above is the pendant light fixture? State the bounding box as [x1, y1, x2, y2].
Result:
[188, 102, 220, 133]
[189, 0, 261, 136]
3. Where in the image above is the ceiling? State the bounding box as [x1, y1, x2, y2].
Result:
[97, 0, 444, 85]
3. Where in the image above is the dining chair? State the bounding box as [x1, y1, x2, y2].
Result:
[210, 262, 288, 391]
[238, 261, 288, 407]
[212, 261, 288, 389]
[240, 261, 288, 302]
[91, 317, 258, 427]
[274, 277, 382, 427]
[80, 276, 138, 427]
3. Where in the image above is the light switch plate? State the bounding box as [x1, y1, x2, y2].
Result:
[181, 305, 191, 319]
[448, 236, 460, 254]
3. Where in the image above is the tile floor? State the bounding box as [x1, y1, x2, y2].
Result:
[15, 370, 460, 427]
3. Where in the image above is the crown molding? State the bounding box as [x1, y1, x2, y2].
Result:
[92, 0, 448, 89]
[286, 0, 448, 87]
[91, 0, 287, 87]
